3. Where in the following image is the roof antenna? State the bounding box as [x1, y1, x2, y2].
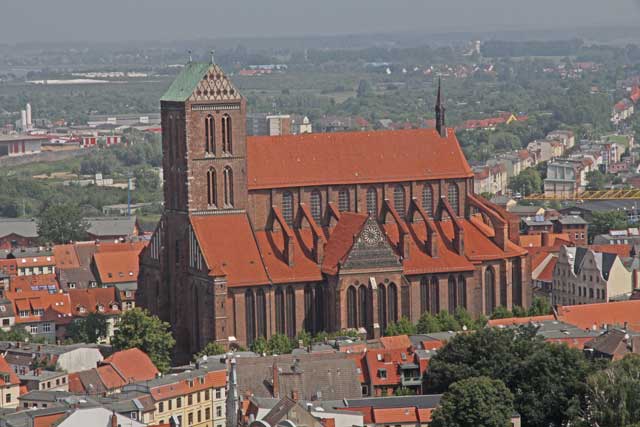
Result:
[210, 49, 215, 65]
[188, 49, 193, 63]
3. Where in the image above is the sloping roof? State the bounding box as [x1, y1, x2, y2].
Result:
[10, 274, 59, 293]
[190, 213, 270, 287]
[537, 257, 557, 282]
[0, 218, 38, 239]
[161, 62, 241, 102]
[246, 128, 472, 190]
[68, 288, 120, 316]
[262, 397, 298, 426]
[93, 251, 140, 284]
[0, 355, 20, 386]
[86, 217, 137, 238]
[379, 335, 412, 351]
[557, 300, 640, 331]
[103, 348, 159, 383]
[322, 213, 368, 275]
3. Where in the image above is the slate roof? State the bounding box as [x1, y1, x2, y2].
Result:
[0, 219, 38, 239]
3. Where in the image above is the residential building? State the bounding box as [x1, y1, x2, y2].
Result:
[552, 246, 634, 306]
[0, 299, 15, 330]
[593, 228, 640, 245]
[522, 216, 553, 235]
[553, 216, 588, 246]
[68, 288, 124, 343]
[138, 64, 530, 359]
[584, 329, 640, 361]
[85, 217, 140, 241]
[246, 396, 362, 427]
[547, 130, 576, 150]
[612, 99, 634, 124]
[0, 219, 39, 250]
[121, 361, 227, 427]
[0, 355, 20, 409]
[92, 251, 139, 310]
[473, 164, 508, 195]
[5, 291, 72, 342]
[0, 342, 103, 375]
[527, 139, 564, 163]
[20, 369, 69, 393]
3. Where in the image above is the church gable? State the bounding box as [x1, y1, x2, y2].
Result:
[161, 62, 242, 103]
[341, 217, 401, 272]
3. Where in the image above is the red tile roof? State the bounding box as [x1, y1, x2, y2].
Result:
[149, 370, 226, 401]
[5, 290, 73, 324]
[10, 274, 59, 293]
[379, 335, 412, 351]
[68, 288, 121, 316]
[364, 349, 416, 387]
[246, 128, 472, 190]
[373, 408, 418, 424]
[93, 251, 140, 284]
[487, 315, 555, 327]
[556, 300, 640, 331]
[322, 213, 368, 275]
[52, 244, 81, 269]
[103, 348, 159, 383]
[0, 355, 19, 386]
[190, 214, 270, 287]
[537, 257, 557, 282]
[589, 244, 632, 258]
[14, 255, 56, 268]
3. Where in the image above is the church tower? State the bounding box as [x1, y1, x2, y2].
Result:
[160, 59, 248, 213]
[435, 78, 446, 137]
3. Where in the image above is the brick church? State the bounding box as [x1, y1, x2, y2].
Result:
[138, 60, 531, 360]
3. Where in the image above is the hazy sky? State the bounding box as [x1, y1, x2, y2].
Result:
[2, 0, 640, 43]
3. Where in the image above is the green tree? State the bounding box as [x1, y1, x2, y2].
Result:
[431, 376, 515, 427]
[585, 354, 640, 427]
[590, 211, 629, 240]
[586, 170, 611, 191]
[394, 387, 416, 396]
[134, 167, 160, 193]
[250, 337, 268, 354]
[385, 317, 417, 336]
[436, 310, 461, 331]
[266, 334, 293, 355]
[527, 297, 552, 316]
[426, 327, 594, 427]
[417, 312, 442, 334]
[508, 168, 543, 196]
[195, 342, 227, 360]
[37, 204, 89, 244]
[356, 79, 373, 98]
[66, 313, 108, 344]
[111, 308, 176, 373]
[490, 306, 513, 320]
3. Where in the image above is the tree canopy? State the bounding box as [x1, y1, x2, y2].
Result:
[431, 376, 515, 427]
[37, 203, 89, 244]
[66, 313, 108, 344]
[111, 308, 175, 373]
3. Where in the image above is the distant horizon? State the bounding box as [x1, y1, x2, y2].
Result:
[2, 0, 639, 44]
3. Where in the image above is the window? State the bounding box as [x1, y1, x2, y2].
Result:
[205, 389, 210, 400]
[207, 169, 217, 207]
[216, 406, 222, 417]
[275, 287, 285, 335]
[68, 282, 76, 289]
[205, 408, 211, 420]
[366, 187, 378, 216]
[338, 189, 350, 212]
[197, 410, 202, 423]
[205, 114, 215, 154]
[358, 286, 367, 328]
[188, 413, 193, 425]
[393, 185, 406, 215]
[223, 167, 234, 207]
[168, 400, 172, 410]
[5, 394, 10, 403]
[286, 287, 296, 338]
[282, 192, 294, 227]
[485, 267, 495, 315]
[42, 323, 51, 333]
[215, 388, 221, 399]
[159, 402, 164, 413]
[221, 114, 232, 153]
[30, 325, 38, 334]
[422, 185, 433, 216]
[177, 397, 182, 408]
[311, 191, 322, 223]
[378, 285, 387, 335]
[188, 394, 193, 405]
[387, 283, 398, 323]
[448, 275, 457, 313]
[448, 183, 459, 215]
[347, 286, 357, 329]
[378, 369, 387, 379]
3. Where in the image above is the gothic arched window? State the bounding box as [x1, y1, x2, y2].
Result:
[221, 114, 232, 153]
[205, 114, 215, 155]
[448, 183, 459, 216]
[256, 288, 267, 339]
[448, 275, 457, 313]
[457, 275, 467, 309]
[207, 168, 217, 207]
[358, 286, 367, 328]
[485, 267, 496, 315]
[282, 191, 294, 227]
[223, 167, 234, 207]
[512, 258, 522, 308]
[245, 290, 256, 345]
[388, 283, 398, 323]
[304, 285, 314, 333]
[420, 277, 429, 314]
[422, 185, 433, 217]
[311, 191, 322, 224]
[378, 285, 387, 335]
[430, 277, 440, 314]
[393, 185, 406, 216]
[338, 189, 350, 212]
[286, 287, 296, 338]
[275, 287, 285, 335]
[366, 187, 378, 216]
[347, 286, 357, 329]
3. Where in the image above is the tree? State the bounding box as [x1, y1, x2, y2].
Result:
[508, 168, 543, 196]
[394, 387, 416, 396]
[527, 297, 552, 316]
[250, 337, 267, 355]
[590, 210, 629, 240]
[356, 80, 373, 98]
[134, 167, 160, 193]
[426, 327, 594, 427]
[111, 308, 175, 373]
[66, 313, 108, 344]
[266, 334, 293, 355]
[195, 342, 226, 360]
[385, 317, 417, 336]
[586, 170, 611, 191]
[585, 354, 640, 427]
[430, 376, 515, 427]
[37, 203, 89, 244]
[417, 312, 443, 334]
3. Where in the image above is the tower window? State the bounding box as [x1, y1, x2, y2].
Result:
[448, 183, 459, 216]
[311, 191, 322, 224]
[221, 114, 232, 154]
[338, 189, 350, 212]
[207, 168, 217, 207]
[422, 185, 433, 217]
[366, 187, 378, 216]
[223, 167, 234, 207]
[282, 191, 294, 227]
[205, 115, 215, 155]
[393, 185, 405, 216]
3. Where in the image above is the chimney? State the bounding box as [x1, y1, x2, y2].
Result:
[110, 411, 118, 427]
[541, 232, 550, 247]
[272, 362, 280, 398]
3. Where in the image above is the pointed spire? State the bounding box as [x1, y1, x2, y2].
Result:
[210, 49, 215, 65]
[188, 49, 193, 63]
[435, 77, 447, 138]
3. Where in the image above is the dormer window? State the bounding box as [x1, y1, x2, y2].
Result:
[97, 305, 104, 312]
[378, 368, 387, 379]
